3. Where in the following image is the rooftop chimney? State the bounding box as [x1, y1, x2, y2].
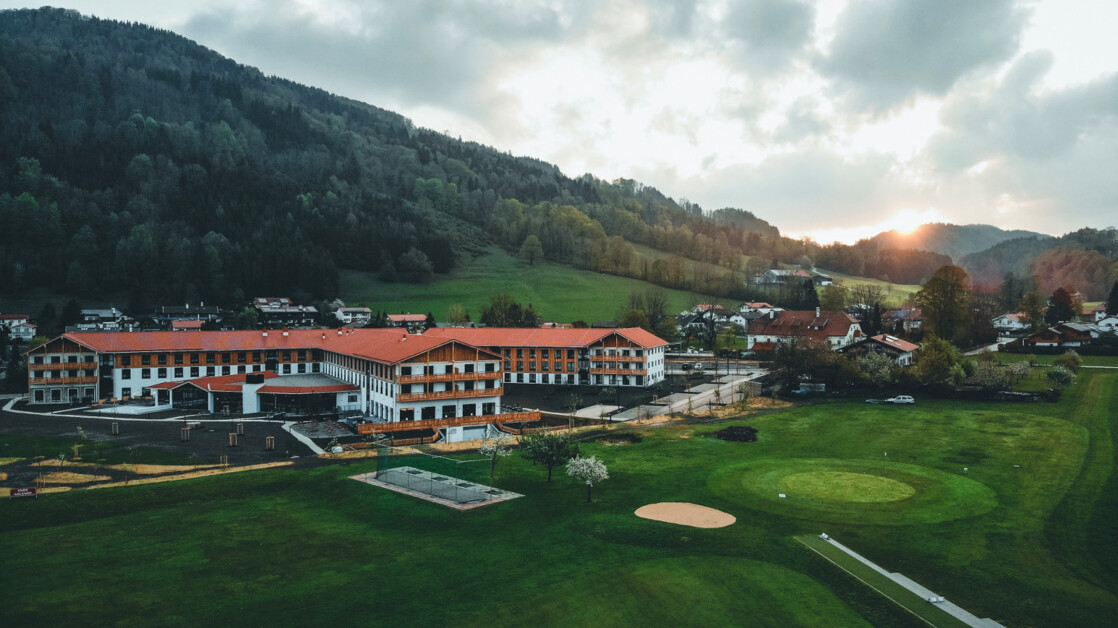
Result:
[770, 310, 775, 319]
[816, 307, 821, 318]
[262, 330, 268, 337]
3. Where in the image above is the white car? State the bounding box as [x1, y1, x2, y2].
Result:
[886, 395, 915, 404]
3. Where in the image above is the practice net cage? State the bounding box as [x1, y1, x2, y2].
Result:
[361, 444, 518, 506]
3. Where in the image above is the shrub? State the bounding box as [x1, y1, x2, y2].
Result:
[1053, 350, 1083, 373]
[715, 426, 758, 442]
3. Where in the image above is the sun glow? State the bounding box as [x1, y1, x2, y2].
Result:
[791, 207, 948, 245]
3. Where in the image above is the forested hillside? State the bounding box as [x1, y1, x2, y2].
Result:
[960, 228, 1118, 299]
[861, 223, 1048, 262]
[0, 8, 804, 310]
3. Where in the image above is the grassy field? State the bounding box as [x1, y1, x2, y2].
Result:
[341, 247, 721, 324]
[815, 268, 921, 307]
[2, 372, 1116, 626]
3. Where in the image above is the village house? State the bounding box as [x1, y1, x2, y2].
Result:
[1, 313, 35, 341]
[73, 307, 137, 332]
[253, 297, 318, 328]
[991, 312, 1030, 334]
[839, 334, 921, 366]
[754, 268, 812, 285]
[154, 303, 224, 330]
[335, 307, 372, 327]
[1096, 314, 1118, 334]
[882, 308, 923, 333]
[746, 308, 862, 352]
[386, 313, 429, 332]
[1023, 322, 1102, 348]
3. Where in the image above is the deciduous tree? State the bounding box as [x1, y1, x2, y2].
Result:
[566, 455, 609, 502]
[519, 432, 580, 482]
[915, 265, 972, 343]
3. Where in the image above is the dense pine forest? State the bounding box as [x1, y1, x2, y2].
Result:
[1, 8, 1114, 311]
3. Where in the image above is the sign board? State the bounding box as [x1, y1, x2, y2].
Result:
[10, 487, 38, 498]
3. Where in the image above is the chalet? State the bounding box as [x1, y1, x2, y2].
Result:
[1, 314, 33, 341]
[1092, 303, 1110, 322]
[387, 313, 429, 332]
[754, 269, 812, 285]
[746, 308, 862, 352]
[423, 327, 668, 388]
[1023, 322, 1101, 348]
[74, 308, 137, 332]
[813, 274, 834, 286]
[335, 307, 372, 327]
[839, 334, 921, 366]
[254, 297, 318, 328]
[991, 312, 1029, 334]
[25, 328, 523, 443]
[154, 303, 224, 329]
[882, 308, 923, 333]
[1097, 315, 1118, 334]
[739, 302, 780, 315]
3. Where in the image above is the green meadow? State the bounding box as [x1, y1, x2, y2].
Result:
[2, 370, 1115, 626]
[340, 247, 719, 324]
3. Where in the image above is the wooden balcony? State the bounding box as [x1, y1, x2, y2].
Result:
[28, 361, 98, 371]
[396, 387, 500, 403]
[358, 411, 540, 434]
[590, 355, 646, 363]
[589, 367, 647, 376]
[397, 371, 500, 384]
[29, 376, 98, 385]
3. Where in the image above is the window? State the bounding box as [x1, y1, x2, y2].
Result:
[122, 369, 131, 380]
[282, 351, 291, 362]
[297, 363, 306, 373]
[206, 352, 216, 364]
[541, 362, 549, 371]
[158, 354, 167, 366]
[464, 363, 475, 373]
[190, 353, 199, 365]
[348, 394, 359, 403]
[67, 355, 78, 363]
[282, 364, 291, 374]
[504, 360, 511, 371]
[33, 370, 43, 379]
[157, 368, 167, 378]
[528, 361, 536, 371]
[253, 351, 261, 363]
[297, 350, 306, 361]
[485, 363, 495, 372]
[141, 368, 151, 379]
[568, 350, 576, 360]
[206, 367, 215, 377]
[32, 356, 43, 364]
[190, 367, 199, 378]
[401, 366, 412, 376]
[221, 352, 231, 364]
[516, 361, 523, 371]
[529, 349, 536, 358]
[222, 366, 231, 375]
[529, 374, 536, 383]
[516, 349, 524, 358]
[50, 355, 61, 364]
[122, 355, 131, 367]
[174, 353, 184, 365]
[141, 355, 151, 366]
[554, 361, 561, 371]
[174, 367, 183, 378]
[34, 390, 44, 402]
[119, 388, 130, 399]
[568, 362, 575, 372]
[238, 352, 246, 363]
[442, 405, 456, 418]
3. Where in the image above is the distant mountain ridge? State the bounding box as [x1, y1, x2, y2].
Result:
[860, 223, 1050, 262]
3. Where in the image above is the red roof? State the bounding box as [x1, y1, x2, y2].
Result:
[0, 314, 29, 320]
[172, 320, 205, 330]
[149, 371, 358, 394]
[751, 342, 777, 352]
[54, 329, 473, 365]
[867, 334, 920, 353]
[257, 384, 358, 394]
[748, 310, 859, 342]
[387, 314, 427, 322]
[423, 327, 668, 349]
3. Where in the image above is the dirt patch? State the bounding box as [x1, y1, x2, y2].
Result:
[714, 426, 758, 442]
[0, 457, 23, 466]
[40, 471, 112, 484]
[635, 502, 736, 528]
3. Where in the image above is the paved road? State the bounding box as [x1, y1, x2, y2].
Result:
[660, 370, 767, 415]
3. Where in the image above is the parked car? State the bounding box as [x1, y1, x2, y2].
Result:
[886, 395, 915, 404]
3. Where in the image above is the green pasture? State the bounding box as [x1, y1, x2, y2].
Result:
[2, 371, 1116, 627]
[815, 268, 921, 307]
[340, 247, 717, 324]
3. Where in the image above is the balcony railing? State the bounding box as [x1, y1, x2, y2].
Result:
[588, 367, 647, 376]
[28, 361, 98, 371]
[397, 371, 500, 384]
[357, 410, 540, 434]
[396, 387, 501, 403]
[589, 355, 645, 363]
[29, 376, 98, 385]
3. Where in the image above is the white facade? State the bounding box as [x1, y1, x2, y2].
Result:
[1098, 315, 1118, 334]
[992, 314, 1028, 332]
[335, 308, 372, 326]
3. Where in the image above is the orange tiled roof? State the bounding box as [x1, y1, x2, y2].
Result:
[57, 329, 471, 365]
[748, 310, 858, 342]
[423, 327, 668, 349]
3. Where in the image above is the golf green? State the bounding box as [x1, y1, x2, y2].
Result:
[710, 457, 998, 525]
[779, 471, 916, 502]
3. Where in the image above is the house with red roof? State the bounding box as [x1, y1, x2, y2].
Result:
[991, 312, 1030, 334]
[386, 313, 428, 332]
[838, 334, 921, 366]
[1, 314, 35, 341]
[746, 308, 862, 352]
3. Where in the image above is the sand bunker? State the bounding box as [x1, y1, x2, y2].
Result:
[635, 502, 736, 528]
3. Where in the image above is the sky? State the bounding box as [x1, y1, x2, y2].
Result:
[4, 1, 1117, 243]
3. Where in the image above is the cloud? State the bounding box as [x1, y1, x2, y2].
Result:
[819, 0, 1027, 111]
[720, 0, 816, 75]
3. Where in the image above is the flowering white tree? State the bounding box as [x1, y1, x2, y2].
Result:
[566, 455, 609, 502]
[478, 432, 514, 478]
